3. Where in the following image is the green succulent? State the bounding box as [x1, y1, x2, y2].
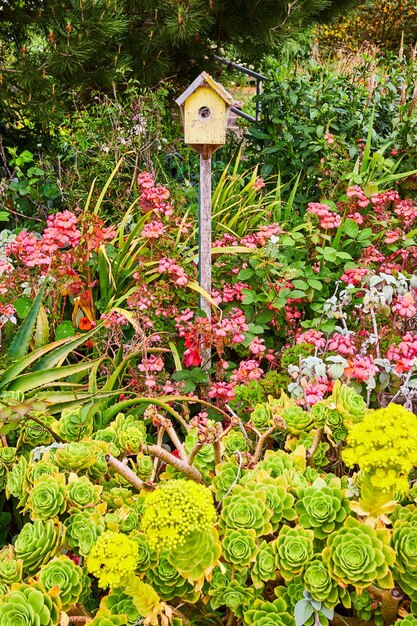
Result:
[391, 507, 417, 603]
[310, 402, 347, 442]
[21, 413, 57, 446]
[54, 404, 93, 442]
[38, 555, 83, 611]
[310, 402, 328, 429]
[220, 484, 272, 535]
[302, 557, 343, 609]
[251, 541, 277, 589]
[224, 431, 249, 456]
[244, 596, 295, 626]
[118, 426, 145, 454]
[322, 516, 395, 589]
[66, 474, 102, 509]
[251, 403, 273, 430]
[6, 455, 28, 502]
[0, 459, 8, 491]
[295, 477, 350, 539]
[14, 520, 63, 576]
[168, 528, 222, 580]
[135, 454, 153, 481]
[90, 608, 128, 626]
[25, 474, 66, 521]
[241, 473, 296, 531]
[294, 432, 329, 468]
[184, 428, 215, 477]
[64, 508, 106, 557]
[0, 581, 61, 626]
[27, 460, 57, 485]
[273, 526, 314, 582]
[87, 443, 109, 481]
[395, 617, 417, 626]
[331, 380, 367, 426]
[141, 479, 216, 552]
[92, 428, 120, 457]
[275, 576, 304, 610]
[213, 460, 244, 500]
[129, 532, 158, 573]
[0, 547, 23, 585]
[258, 450, 294, 478]
[223, 528, 258, 567]
[146, 552, 199, 602]
[0, 447, 16, 466]
[101, 588, 141, 625]
[102, 487, 134, 509]
[53, 442, 97, 472]
[351, 590, 375, 621]
[282, 405, 313, 435]
[209, 578, 255, 617]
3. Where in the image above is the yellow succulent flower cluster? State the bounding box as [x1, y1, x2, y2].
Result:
[343, 404, 417, 494]
[86, 531, 139, 589]
[141, 479, 216, 551]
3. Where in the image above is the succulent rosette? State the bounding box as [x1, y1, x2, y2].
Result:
[351, 590, 377, 622]
[224, 431, 249, 456]
[274, 577, 304, 610]
[102, 487, 134, 509]
[25, 473, 66, 521]
[106, 505, 140, 534]
[295, 477, 350, 539]
[258, 450, 294, 478]
[251, 403, 273, 430]
[184, 429, 215, 477]
[53, 442, 97, 472]
[135, 454, 153, 481]
[331, 380, 366, 425]
[251, 541, 277, 589]
[310, 402, 328, 428]
[146, 552, 199, 602]
[6, 455, 28, 501]
[0, 547, 23, 585]
[101, 588, 141, 625]
[241, 473, 296, 531]
[90, 608, 128, 626]
[282, 405, 313, 435]
[66, 473, 102, 508]
[168, 528, 222, 580]
[244, 597, 295, 626]
[209, 579, 255, 617]
[21, 413, 58, 446]
[38, 555, 83, 611]
[322, 516, 395, 589]
[54, 404, 93, 441]
[223, 528, 258, 567]
[27, 460, 58, 485]
[302, 557, 343, 609]
[0, 581, 61, 626]
[395, 617, 417, 626]
[213, 461, 244, 500]
[92, 428, 120, 457]
[220, 485, 272, 535]
[294, 432, 329, 468]
[391, 508, 417, 603]
[129, 532, 157, 573]
[14, 520, 63, 576]
[64, 508, 106, 557]
[118, 426, 145, 454]
[0, 447, 16, 466]
[273, 526, 314, 582]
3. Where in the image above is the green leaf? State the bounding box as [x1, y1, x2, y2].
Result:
[292, 279, 309, 290]
[307, 278, 322, 290]
[247, 323, 264, 334]
[8, 361, 99, 393]
[7, 280, 48, 361]
[288, 289, 306, 299]
[13, 297, 32, 319]
[238, 268, 255, 280]
[55, 322, 76, 340]
[344, 219, 359, 239]
[0, 212, 10, 221]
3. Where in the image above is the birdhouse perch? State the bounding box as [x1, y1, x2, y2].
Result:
[175, 71, 234, 157]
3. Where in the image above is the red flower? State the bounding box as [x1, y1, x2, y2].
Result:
[79, 317, 95, 331]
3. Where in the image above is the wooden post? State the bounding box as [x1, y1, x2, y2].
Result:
[199, 152, 212, 371]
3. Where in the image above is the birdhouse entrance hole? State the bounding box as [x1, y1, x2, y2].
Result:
[198, 106, 211, 120]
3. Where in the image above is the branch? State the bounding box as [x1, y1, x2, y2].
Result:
[252, 424, 278, 465]
[105, 454, 144, 492]
[158, 417, 188, 462]
[307, 428, 323, 466]
[188, 442, 204, 465]
[68, 618, 92, 624]
[145, 444, 203, 483]
[367, 585, 403, 625]
[23, 414, 66, 444]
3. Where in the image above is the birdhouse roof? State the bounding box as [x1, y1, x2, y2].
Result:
[175, 71, 234, 107]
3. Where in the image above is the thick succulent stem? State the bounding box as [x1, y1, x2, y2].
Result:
[307, 428, 323, 466]
[68, 617, 92, 624]
[252, 425, 277, 464]
[145, 444, 204, 483]
[367, 585, 402, 625]
[159, 418, 188, 462]
[105, 454, 143, 491]
[188, 442, 204, 465]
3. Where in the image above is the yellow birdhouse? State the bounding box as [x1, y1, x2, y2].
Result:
[175, 71, 234, 153]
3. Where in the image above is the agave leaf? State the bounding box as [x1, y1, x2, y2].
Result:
[31, 325, 100, 371]
[7, 279, 48, 361]
[9, 361, 101, 393]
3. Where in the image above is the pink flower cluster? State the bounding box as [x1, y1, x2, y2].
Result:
[304, 378, 331, 405]
[340, 267, 370, 285]
[240, 223, 283, 248]
[42, 211, 81, 253]
[208, 381, 236, 401]
[158, 257, 189, 286]
[230, 359, 264, 383]
[387, 332, 417, 373]
[327, 332, 356, 356]
[296, 329, 326, 349]
[307, 203, 342, 229]
[211, 282, 248, 305]
[137, 172, 173, 217]
[100, 311, 129, 329]
[344, 355, 378, 381]
[141, 220, 165, 239]
[346, 185, 370, 208]
[393, 293, 417, 318]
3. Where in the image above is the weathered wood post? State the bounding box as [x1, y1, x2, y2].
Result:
[176, 72, 233, 371]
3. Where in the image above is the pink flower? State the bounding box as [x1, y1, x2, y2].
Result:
[344, 355, 378, 381]
[307, 203, 341, 229]
[346, 185, 370, 208]
[296, 330, 326, 349]
[141, 220, 165, 239]
[230, 359, 264, 383]
[384, 229, 402, 244]
[393, 293, 416, 318]
[249, 337, 266, 355]
[328, 332, 356, 356]
[253, 177, 266, 191]
[325, 132, 335, 145]
[208, 382, 235, 401]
